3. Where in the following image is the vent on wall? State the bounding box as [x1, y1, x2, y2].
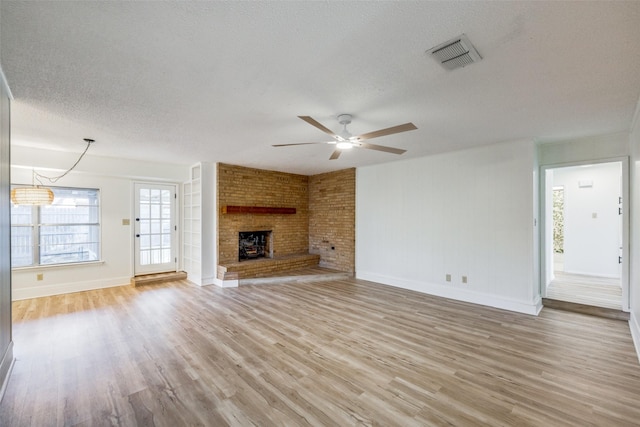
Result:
[426, 34, 481, 71]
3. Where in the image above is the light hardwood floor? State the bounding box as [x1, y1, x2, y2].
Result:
[547, 271, 622, 310]
[2, 278, 640, 426]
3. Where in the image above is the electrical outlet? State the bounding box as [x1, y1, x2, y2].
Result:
[37, 273, 43, 281]
[462, 276, 468, 284]
[446, 274, 451, 282]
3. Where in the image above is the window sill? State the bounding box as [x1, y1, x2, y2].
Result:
[12, 260, 105, 271]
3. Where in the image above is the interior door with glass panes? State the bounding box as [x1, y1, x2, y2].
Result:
[134, 183, 177, 275]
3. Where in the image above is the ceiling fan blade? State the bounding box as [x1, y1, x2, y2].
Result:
[298, 116, 339, 138]
[329, 149, 342, 160]
[272, 142, 325, 147]
[357, 122, 417, 140]
[358, 142, 406, 155]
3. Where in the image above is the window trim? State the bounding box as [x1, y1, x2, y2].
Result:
[11, 260, 105, 271]
[10, 185, 102, 268]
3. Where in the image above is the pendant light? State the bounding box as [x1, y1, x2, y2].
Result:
[11, 138, 95, 206]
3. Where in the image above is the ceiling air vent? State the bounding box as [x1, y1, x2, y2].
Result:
[426, 34, 481, 71]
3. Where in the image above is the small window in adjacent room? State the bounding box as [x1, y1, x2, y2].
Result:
[10, 187, 100, 268]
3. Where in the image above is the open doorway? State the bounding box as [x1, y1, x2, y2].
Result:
[542, 160, 628, 311]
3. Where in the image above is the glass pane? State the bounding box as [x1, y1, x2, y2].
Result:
[137, 186, 173, 267]
[140, 204, 150, 219]
[41, 188, 99, 224]
[39, 225, 99, 265]
[151, 249, 161, 264]
[140, 250, 150, 265]
[11, 204, 33, 225]
[151, 204, 160, 219]
[11, 186, 101, 267]
[162, 206, 171, 219]
[11, 226, 33, 267]
[139, 189, 150, 203]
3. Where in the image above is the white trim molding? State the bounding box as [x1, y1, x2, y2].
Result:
[630, 312, 640, 364]
[357, 271, 542, 316]
[12, 276, 130, 300]
[0, 342, 14, 403]
[213, 277, 239, 288]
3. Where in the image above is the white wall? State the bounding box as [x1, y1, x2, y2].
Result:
[629, 104, 640, 360]
[356, 139, 540, 315]
[552, 163, 621, 278]
[538, 132, 629, 165]
[11, 146, 189, 299]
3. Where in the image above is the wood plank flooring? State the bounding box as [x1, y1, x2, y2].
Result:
[542, 298, 630, 321]
[547, 271, 622, 310]
[1, 278, 640, 426]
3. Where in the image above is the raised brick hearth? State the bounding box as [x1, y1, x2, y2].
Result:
[217, 254, 320, 280]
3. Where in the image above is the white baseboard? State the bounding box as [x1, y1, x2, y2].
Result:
[187, 274, 237, 288]
[12, 276, 130, 300]
[630, 312, 640, 364]
[0, 341, 14, 403]
[356, 271, 541, 315]
[200, 275, 217, 286]
[213, 277, 238, 288]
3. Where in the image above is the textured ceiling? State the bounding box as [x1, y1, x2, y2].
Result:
[2, 1, 640, 175]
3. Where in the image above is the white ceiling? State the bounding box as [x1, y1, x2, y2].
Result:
[2, 1, 640, 175]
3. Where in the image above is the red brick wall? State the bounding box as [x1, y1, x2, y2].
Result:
[217, 164, 309, 264]
[309, 168, 356, 273]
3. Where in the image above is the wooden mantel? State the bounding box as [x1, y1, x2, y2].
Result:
[222, 205, 296, 215]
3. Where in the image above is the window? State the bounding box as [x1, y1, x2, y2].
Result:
[11, 187, 100, 268]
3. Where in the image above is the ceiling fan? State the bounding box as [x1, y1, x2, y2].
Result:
[273, 114, 417, 160]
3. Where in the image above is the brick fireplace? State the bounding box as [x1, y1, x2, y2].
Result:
[216, 163, 355, 280]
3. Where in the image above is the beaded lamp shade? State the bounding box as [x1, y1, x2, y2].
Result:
[10, 186, 54, 205]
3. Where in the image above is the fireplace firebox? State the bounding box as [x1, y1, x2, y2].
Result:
[239, 231, 272, 261]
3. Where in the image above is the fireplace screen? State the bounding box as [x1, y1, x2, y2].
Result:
[239, 231, 271, 261]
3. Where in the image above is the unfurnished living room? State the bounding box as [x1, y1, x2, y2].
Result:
[1, 1, 640, 426]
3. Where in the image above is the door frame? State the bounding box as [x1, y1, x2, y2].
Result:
[132, 181, 180, 276]
[539, 157, 629, 311]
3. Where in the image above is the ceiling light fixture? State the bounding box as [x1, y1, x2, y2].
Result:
[11, 138, 95, 205]
[336, 114, 357, 149]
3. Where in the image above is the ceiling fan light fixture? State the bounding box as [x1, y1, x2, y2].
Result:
[278, 115, 416, 160]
